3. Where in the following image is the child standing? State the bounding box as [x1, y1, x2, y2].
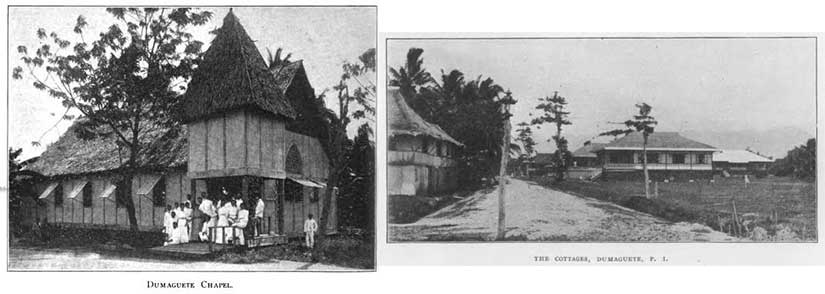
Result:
[303, 213, 318, 248]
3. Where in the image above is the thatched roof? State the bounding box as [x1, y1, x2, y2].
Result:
[27, 120, 187, 177]
[388, 87, 463, 146]
[270, 60, 304, 93]
[602, 132, 716, 151]
[181, 10, 296, 122]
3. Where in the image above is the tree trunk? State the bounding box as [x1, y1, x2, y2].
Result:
[317, 164, 342, 248]
[642, 135, 650, 199]
[122, 143, 141, 231]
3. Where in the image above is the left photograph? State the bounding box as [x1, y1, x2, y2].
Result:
[8, 6, 376, 271]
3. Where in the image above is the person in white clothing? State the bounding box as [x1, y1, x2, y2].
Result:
[304, 213, 318, 248]
[183, 201, 193, 239]
[254, 197, 265, 236]
[162, 204, 174, 245]
[198, 195, 217, 242]
[214, 202, 231, 244]
[168, 216, 181, 245]
[233, 203, 250, 245]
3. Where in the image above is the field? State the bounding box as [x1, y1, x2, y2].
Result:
[548, 176, 816, 241]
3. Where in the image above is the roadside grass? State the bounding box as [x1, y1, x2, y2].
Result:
[388, 187, 494, 224]
[543, 176, 816, 241]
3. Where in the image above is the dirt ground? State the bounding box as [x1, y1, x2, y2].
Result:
[389, 178, 737, 242]
[8, 247, 356, 271]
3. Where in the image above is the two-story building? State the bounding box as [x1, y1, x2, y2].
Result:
[596, 132, 717, 181]
[387, 88, 463, 196]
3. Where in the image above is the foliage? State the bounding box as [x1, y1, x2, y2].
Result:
[12, 8, 213, 230]
[770, 138, 816, 181]
[514, 122, 537, 157]
[8, 148, 45, 237]
[337, 124, 375, 232]
[315, 48, 376, 247]
[390, 48, 513, 188]
[530, 92, 572, 181]
[600, 102, 658, 197]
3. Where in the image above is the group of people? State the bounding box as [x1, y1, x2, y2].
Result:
[161, 188, 319, 249]
[196, 190, 265, 246]
[162, 202, 193, 245]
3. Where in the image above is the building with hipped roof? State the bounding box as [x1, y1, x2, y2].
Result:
[595, 132, 717, 181]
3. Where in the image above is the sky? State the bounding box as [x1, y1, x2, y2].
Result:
[387, 38, 816, 153]
[8, 7, 376, 160]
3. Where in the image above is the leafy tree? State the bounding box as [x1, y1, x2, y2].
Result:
[531, 92, 572, 182]
[337, 124, 375, 233]
[12, 8, 213, 230]
[315, 48, 376, 247]
[600, 103, 658, 198]
[770, 138, 816, 181]
[389, 48, 511, 188]
[514, 122, 536, 176]
[8, 148, 44, 236]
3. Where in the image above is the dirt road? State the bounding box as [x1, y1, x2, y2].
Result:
[389, 179, 736, 242]
[8, 247, 356, 271]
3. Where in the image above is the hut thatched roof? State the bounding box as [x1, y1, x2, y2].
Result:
[388, 87, 463, 146]
[27, 120, 188, 177]
[270, 60, 304, 93]
[181, 10, 296, 122]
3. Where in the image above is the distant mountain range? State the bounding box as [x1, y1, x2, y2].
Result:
[680, 127, 813, 159]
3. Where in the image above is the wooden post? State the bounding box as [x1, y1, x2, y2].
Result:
[654, 181, 659, 198]
[496, 93, 512, 240]
[731, 199, 739, 236]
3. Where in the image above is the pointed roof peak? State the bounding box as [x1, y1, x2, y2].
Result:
[181, 10, 296, 122]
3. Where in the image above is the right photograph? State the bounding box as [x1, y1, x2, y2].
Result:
[386, 37, 817, 243]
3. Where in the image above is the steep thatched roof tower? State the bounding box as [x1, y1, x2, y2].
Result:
[181, 9, 295, 122]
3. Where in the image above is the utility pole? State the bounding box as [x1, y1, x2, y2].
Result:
[497, 90, 515, 240]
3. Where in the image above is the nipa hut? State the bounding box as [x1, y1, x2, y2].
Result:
[387, 87, 463, 196]
[27, 10, 336, 240]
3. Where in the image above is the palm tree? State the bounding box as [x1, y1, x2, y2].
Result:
[389, 48, 435, 109]
[265, 47, 292, 69]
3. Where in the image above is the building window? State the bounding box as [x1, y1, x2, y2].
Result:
[152, 177, 166, 207]
[115, 178, 131, 208]
[82, 182, 93, 207]
[285, 180, 303, 202]
[54, 184, 64, 207]
[609, 152, 633, 164]
[672, 154, 686, 164]
[286, 145, 303, 175]
[310, 188, 320, 203]
[645, 152, 660, 164]
[697, 154, 709, 164]
[421, 137, 430, 153]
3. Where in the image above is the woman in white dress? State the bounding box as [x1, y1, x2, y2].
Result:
[214, 202, 231, 244]
[233, 203, 250, 246]
[162, 205, 174, 246]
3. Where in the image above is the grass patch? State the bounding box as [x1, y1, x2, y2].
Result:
[545, 177, 816, 241]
